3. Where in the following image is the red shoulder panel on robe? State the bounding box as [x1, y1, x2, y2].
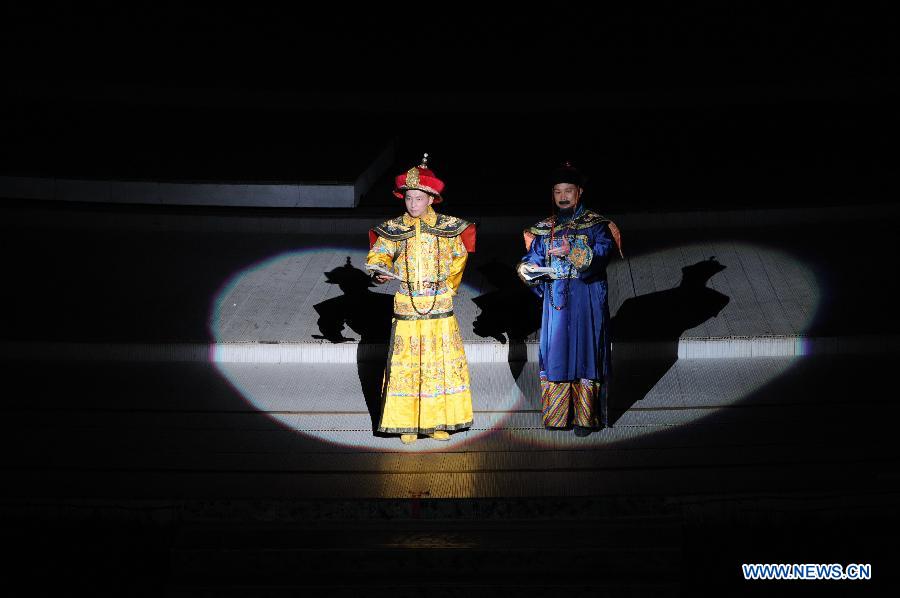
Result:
[524, 230, 536, 252]
[368, 229, 378, 249]
[607, 221, 624, 258]
[461, 223, 477, 253]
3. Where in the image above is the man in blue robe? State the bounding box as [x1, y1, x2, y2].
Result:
[517, 163, 623, 436]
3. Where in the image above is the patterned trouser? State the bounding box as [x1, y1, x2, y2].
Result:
[540, 372, 606, 428]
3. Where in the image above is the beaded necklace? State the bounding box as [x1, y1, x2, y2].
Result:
[403, 235, 441, 316]
[547, 212, 575, 311]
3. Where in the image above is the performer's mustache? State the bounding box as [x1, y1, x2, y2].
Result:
[557, 200, 572, 205]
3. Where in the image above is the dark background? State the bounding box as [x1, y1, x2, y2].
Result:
[1, 2, 895, 212]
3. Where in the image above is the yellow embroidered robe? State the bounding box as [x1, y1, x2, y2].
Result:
[366, 207, 473, 434]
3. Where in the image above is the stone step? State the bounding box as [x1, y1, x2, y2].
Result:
[3, 224, 880, 346]
[4, 334, 900, 364]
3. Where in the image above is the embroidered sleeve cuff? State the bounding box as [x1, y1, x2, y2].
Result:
[365, 246, 394, 274]
[568, 245, 593, 271]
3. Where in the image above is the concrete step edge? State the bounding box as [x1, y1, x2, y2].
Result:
[1, 334, 899, 363]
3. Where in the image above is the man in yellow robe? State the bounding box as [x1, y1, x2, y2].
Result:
[366, 155, 476, 444]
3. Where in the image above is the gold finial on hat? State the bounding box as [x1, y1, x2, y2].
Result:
[406, 165, 420, 188]
[404, 153, 428, 189]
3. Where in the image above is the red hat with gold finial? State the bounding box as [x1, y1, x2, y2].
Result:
[393, 153, 445, 202]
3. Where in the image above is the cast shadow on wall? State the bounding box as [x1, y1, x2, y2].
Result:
[311, 257, 393, 433]
[471, 259, 543, 382]
[609, 257, 730, 424]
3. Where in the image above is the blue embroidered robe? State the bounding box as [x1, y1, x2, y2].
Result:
[518, 204, 622, 383]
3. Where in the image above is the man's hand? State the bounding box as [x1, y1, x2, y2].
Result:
[547, 236, 571, 257]
[374, 274, 393, 284]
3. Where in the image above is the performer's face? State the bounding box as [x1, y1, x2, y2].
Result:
[552, 183, 582, 209]
[404, 190, 434, 218]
